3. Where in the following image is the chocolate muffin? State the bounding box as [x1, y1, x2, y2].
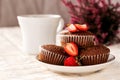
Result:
[79, 45, 110, 65]
[37, 44, 68, 65]
[56, 30, 95, 47]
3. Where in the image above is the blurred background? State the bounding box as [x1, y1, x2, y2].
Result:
[0, 0, 119, 27]
[0, 0, 69, 27]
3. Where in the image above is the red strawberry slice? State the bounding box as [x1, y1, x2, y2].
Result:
[64, 57, 79, 66]
[64, 42, 78, 56]
[75, 24, 88, 31]
[67, 24, 78, 32]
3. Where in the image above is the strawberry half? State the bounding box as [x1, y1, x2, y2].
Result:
[75, 24, 88, 31]
[67, 24, 78, 32]
[64, 57, 79, 66]
[64, 42, 78, 56]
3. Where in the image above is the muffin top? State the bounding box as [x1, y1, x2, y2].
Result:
[59, 30, 94, 35]
[41, 44, 68, 56]
[80, 44, 110, 56]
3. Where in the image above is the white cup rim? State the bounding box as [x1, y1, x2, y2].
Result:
[17, 14, 61, 19]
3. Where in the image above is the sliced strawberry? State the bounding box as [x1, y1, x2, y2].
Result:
[75, 24, 88, 31]
[64, 42, 78, 56]
[64, 57, 79, 66]
[67, 24, 78, 32]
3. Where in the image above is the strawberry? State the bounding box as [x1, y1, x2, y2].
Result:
[64, 57, 79, 66]
[64, 42, 78, 56]
[75, 24, 88, 31]
[67, 24, 78, 32]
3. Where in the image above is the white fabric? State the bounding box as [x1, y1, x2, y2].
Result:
[0, 27, 120, 80]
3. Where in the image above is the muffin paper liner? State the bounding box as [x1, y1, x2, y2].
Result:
[38, 47, 67, 65]
[80, 53, 109, 65]
[56, 35, 95, 47]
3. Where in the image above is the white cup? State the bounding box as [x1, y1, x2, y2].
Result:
[17, 14, 64, 55]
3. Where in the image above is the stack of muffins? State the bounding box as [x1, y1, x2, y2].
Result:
[37, 24, 110, 66]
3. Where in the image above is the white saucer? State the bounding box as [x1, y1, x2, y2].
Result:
[37, 54, 115, 73]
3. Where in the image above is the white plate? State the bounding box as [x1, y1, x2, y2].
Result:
[37, 54, 115, 73]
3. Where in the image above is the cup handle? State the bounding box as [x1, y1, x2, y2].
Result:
[57, 18, 64, 33]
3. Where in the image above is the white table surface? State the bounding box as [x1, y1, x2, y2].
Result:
[0, 27, 120, 80]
